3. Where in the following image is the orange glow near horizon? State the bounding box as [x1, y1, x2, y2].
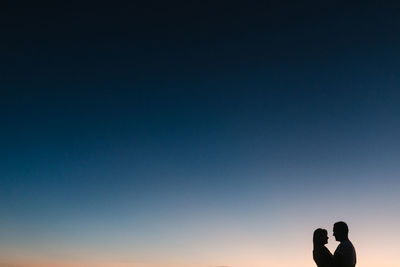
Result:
[2, 204, 400, 267]
[2, 234, 400, 267]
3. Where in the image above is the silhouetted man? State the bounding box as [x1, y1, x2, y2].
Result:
[333, 221, 356, 267]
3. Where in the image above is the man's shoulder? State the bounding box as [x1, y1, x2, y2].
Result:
[335, 240, 355, 254]
[343, 240, 355, 250]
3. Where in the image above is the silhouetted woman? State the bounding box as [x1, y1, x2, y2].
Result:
[313, 228, 333, 267]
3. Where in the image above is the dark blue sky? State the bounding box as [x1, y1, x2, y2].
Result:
[1, 2, 400, 266]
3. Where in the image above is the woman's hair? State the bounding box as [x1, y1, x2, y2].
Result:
[313, 228, 328, 245]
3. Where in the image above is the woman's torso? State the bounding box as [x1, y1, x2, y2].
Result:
[313, 245, 333, 267]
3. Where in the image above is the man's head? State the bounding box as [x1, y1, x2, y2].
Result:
[333, 221, 349, 242]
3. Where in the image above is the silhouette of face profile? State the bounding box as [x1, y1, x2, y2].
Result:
[313, 228, 329, 245]
[333, 221, 349, 242]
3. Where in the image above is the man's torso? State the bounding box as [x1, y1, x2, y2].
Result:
[334, 240, 356, 267]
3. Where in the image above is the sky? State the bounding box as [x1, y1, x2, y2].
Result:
[1, 2, 400, 267]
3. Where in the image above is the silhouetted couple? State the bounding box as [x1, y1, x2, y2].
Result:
[313, 221, 356, 267]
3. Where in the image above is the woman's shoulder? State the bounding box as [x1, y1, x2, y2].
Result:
[313, 245, 328, 252]
[324, 246, 333, 255]
[314, 246, 333, 257]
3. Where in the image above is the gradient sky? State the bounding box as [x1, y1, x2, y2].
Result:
[1, 2, 400, 267]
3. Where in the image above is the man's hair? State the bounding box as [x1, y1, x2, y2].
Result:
[334, 221, 349, 235]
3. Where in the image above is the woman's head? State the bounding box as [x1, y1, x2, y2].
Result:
[313, 228, 328, 246]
